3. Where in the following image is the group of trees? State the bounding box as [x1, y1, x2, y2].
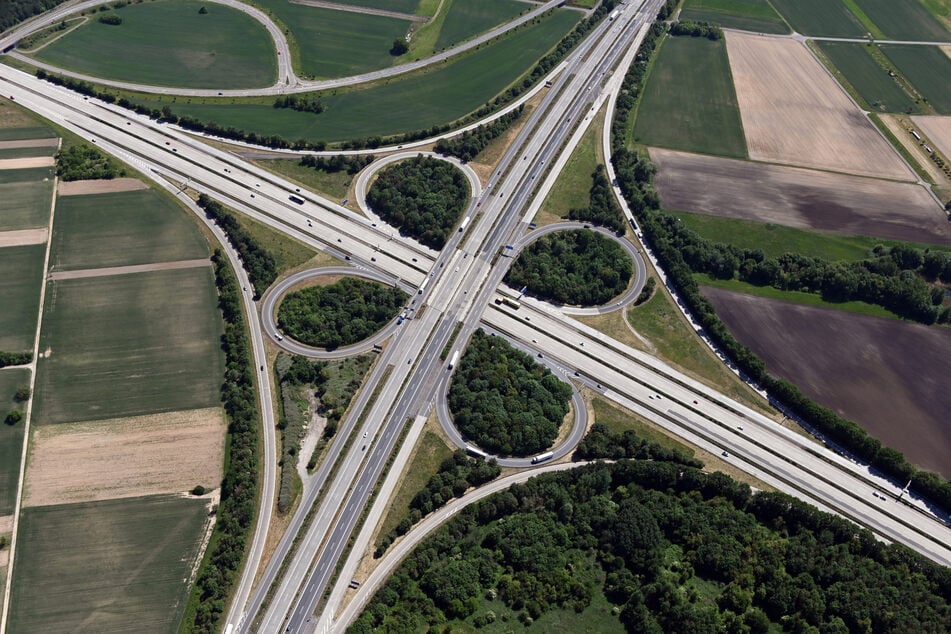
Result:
[197, 194, 276, 298]
[506, 230, 632, 306]
[3, 386, 29, 427]
[434, 105, 524, 163]
[54, 144, 125, 181]
[274, 353, 371, 512]
[0, 352, 31, 368]
[574, 422, 701, 467]
[669, 20, 723, 40]
[375, 449, 501, 557]
[567, 164, 626, 234]
[352, 459, 951, 632]
[634, 276, 656, 305]
[609, 17, 951, 512]
[390, 38, 408, 56]
[447, 330, 571, 456]
[655, 213, 951, 324]
[97, 13, 121, 25]
[273, 95, 324, 114]
[299, 153, 373, 175]
[184, 250, 260, 632]
[276, 277, 406, 349]
[365, 155, 470, 250]
[0, 0, 67, 32]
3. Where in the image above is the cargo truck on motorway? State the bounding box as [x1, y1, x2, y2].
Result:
[448, 350, 460, 369]
[531, 451, 554, 464]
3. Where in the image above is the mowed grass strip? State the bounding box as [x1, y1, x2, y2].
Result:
[49, 189, 208, 271]
[31, 0, 277, 89]
[0, 244, 45, 352]
[8, 494, 211, 634]
[881, 44, 951, 114]
[815, 41, 919, 114]
[672, 210, 951, 261]
[633, 36, 746, 158]
[332, 0, 419, 12]
[33, 267, 224, 425]
[0, 145, 58, 160]
[0, 368, 30, 515]
[680, 0, 790, 34]
[0, 178, 53, 231]
[434, 0, 525, 49]
[136, 10, 579, 143]
[854, 0, 950, 41]
[768, 0, 866, 37]
[253, 0, 411, 78]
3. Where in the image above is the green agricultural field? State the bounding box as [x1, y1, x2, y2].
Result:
[0, 368, 29, 515]
[881, 44, 951, 114]
[252, 0, 411, 78]
[680, 0, 790, 34]
[434, 0, 525, 50]
[854, 0, 950, 41]
[50, 189, 208, 271]
[0, 145, 58, 160]
[633, 35, 746, 158]
[0, 166, 52, 185]
[33, 267, 224, 425]
[0, 127, 56, 142]
[134, 10, 579, 143]
[815, 41, 919, 113]
[253, 158, 353, 200]
[31, 0, 276, 89]
[769, 0, 866, 37]
[0, 244, 45, 353]
[671, 211, 951, 261]
[9, 494, 210, 633]
[0, 178, 52, 231]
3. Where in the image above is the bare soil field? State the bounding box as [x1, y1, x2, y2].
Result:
[57, 177, 149, 196]
[650, 148, 951, 245]
[23, 407, 225, 507]
[703, 287, 951, 477]
[912, 115, 951, 159]
[0, 228, 47, 247]
[0, 156, 55, 170]
[725, 32, 912, 180]
[0, 138, 58, 151]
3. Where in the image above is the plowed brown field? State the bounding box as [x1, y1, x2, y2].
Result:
[704, 287, 951, 477]
[650, 148, 951, 245]
[726, 32, 912, 180]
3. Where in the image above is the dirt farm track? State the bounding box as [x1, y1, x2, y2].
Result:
[704, 287, 951, 477]
[650, 148, 951, 245]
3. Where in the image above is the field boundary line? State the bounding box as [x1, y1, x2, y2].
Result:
[289, 0, 426, 22]
[0, 141, 60, 634]
[48, 257, 211, 281]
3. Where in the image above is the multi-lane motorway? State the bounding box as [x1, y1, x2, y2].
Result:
[2, 0, 950, 633]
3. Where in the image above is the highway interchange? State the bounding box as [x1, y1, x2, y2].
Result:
[1, 0, 950, 633]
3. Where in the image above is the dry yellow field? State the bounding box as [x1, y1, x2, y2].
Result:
[725, 32, 911, 180]
[23, 407, 226, 507]
[0, 228, 47, 247]
[0, 138, 58, 150]
[57, 177, 149, 196]
[913, 115, 951, 159]
[0, 156, 54, 170]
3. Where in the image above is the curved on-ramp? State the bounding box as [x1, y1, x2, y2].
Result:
[512, 220, 648, 315]
[260, 266, 415, 359]
[434, 328, 589, 469]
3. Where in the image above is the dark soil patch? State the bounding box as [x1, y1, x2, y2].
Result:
[704, 286, 951, 477]
[651, 148, 951, 246]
